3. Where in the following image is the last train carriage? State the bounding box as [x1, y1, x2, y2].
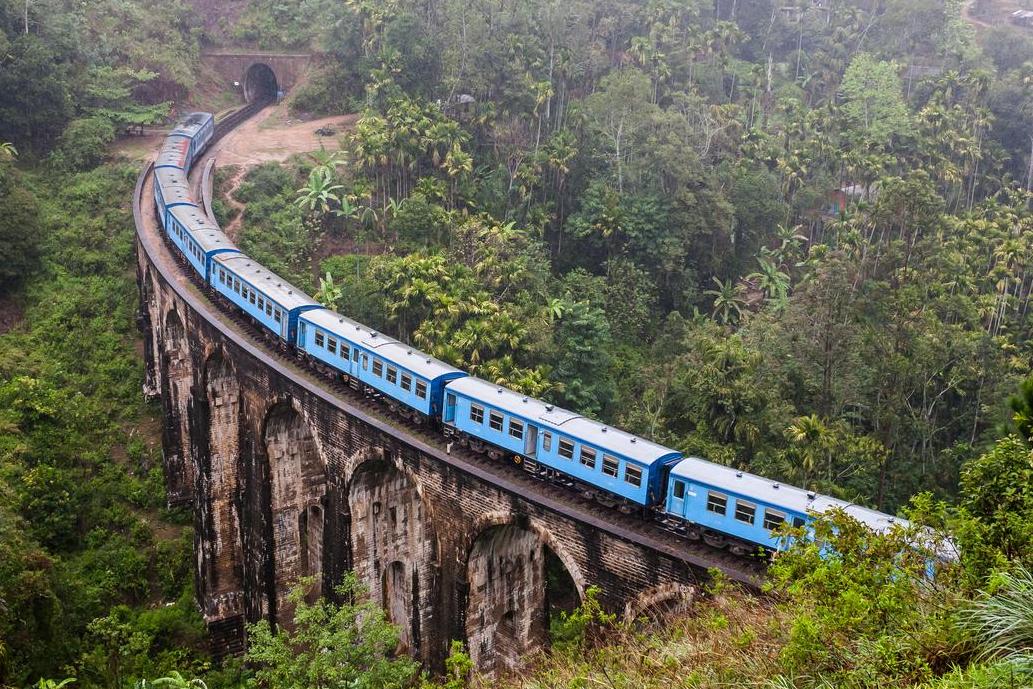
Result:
[151, 109, 925, 562]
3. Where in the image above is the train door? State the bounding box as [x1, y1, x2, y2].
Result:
[525, 425, 538, 457]
[444, 393, 456, 423]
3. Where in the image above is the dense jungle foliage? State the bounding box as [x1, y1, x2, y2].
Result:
[2, 0, 1033, 687]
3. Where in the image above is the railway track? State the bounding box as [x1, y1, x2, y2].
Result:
[137, 106, 769, 589]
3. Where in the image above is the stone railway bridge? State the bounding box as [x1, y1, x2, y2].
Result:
[135, 76, 763, 673]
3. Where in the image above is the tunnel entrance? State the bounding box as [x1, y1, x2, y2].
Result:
[244, 63, 278, 103]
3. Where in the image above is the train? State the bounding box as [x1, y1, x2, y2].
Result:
[152, 111, 917, 559]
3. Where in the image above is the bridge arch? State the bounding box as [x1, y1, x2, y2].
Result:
[259, 398, 327, 623]
[243, 63, 278, 103]
[462, 515, 584, 675]
[199, 348, 244, 615]
[159, 306, 195, 505]
[347, 455, 437, 658]
[622, 582, 696, 623]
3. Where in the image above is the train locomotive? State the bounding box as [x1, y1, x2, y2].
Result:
[152, 111, 919, 560]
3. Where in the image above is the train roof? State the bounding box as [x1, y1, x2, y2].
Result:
[157, 137, 189, 169]
[214, 255, 319, 312]
[300, 308, 466, 381]
[670, 457, 908, 533]
[169, 205, 238, 254]
[169, 112, 213, 138]
[154, 168, 195, 207]
[446, 376, 682, 467]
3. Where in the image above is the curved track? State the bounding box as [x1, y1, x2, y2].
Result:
[135, 108, 768, 590]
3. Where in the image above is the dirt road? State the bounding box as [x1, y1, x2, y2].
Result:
[200, 102, 358, 238]
[206, 102, 357, 167]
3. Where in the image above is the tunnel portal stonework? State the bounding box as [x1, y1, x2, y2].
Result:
[200, 51, 311, 102]
[135, 169, 723, 672]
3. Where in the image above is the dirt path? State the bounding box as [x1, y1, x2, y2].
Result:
[207, 102, 356, 168]
[202, 103, 358, 240]
[219, 166, 250, 239]
[962, 0, 993, 30]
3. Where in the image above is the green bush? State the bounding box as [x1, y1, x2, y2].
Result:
[51, 117, 116, 171]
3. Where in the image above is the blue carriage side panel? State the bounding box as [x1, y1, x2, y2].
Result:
[212, 255, 319, 342]
[297, 309, 363, 378]
[443, 378, 681, 507]
[297, 309, 467, 418]
[356, 332, 465, 417]
[664, 457, 864, 551]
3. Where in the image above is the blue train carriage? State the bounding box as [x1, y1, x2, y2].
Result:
[166, 112, 215, 170]
[662, 457, 823, 555]
[663, 457, 914, 556]
[167, 205, 239, 282]
[297, 308, 467, 421]
[152, 167, 194, 230]
[211, 255, 320, 343]
[443, 377, 682, 509]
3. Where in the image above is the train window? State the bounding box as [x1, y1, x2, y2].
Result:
[400, 373, 412, 391]
[542, 432, 552, 451]
[602, 455, 619, 477]
[763, 509, 786, 531]
[579, 447, 596, 469]
[372, 360, 383, 377]
[489, 411, 504, 431]
[257, 297, 265, 310]
[265, 303, 272, 317]
[234, 279, 241, 294]
[470, 404, 484, 424]
[624, 465, 642, 487]
[315, 332, 325, 348]
[248, 292, 256, 305]
[339, 344, 349, 359]
[327, 338, 337, 355]
[672, 480, 685, 499]
[706, 491, 727, 516]
[386, 367, 397, 384]
[792, 516, 806, 528]
[735, 500, 756, 525]
[353, 349, 359, 361]
[274, 310, 281, 323]
[415, 381, 427, 398]
[558, 438, 574, 460]
[509, 419, 524, 440]
[362, 354, 368, 369]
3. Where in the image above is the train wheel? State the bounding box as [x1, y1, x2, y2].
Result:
[729, 542, 751, 557]
[703, 532, 727, 549]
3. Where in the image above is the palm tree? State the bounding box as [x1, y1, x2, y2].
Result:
[543, 297, 567, 323]
[747, 257, 790, 304]
[295, 169, 343, 217]
[33, 679, 75, 689]
[786, 414, 831, 483]
[0, 141, 16, 161]
[314, 272, 343, 309]
[703, 277, 747, 325]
